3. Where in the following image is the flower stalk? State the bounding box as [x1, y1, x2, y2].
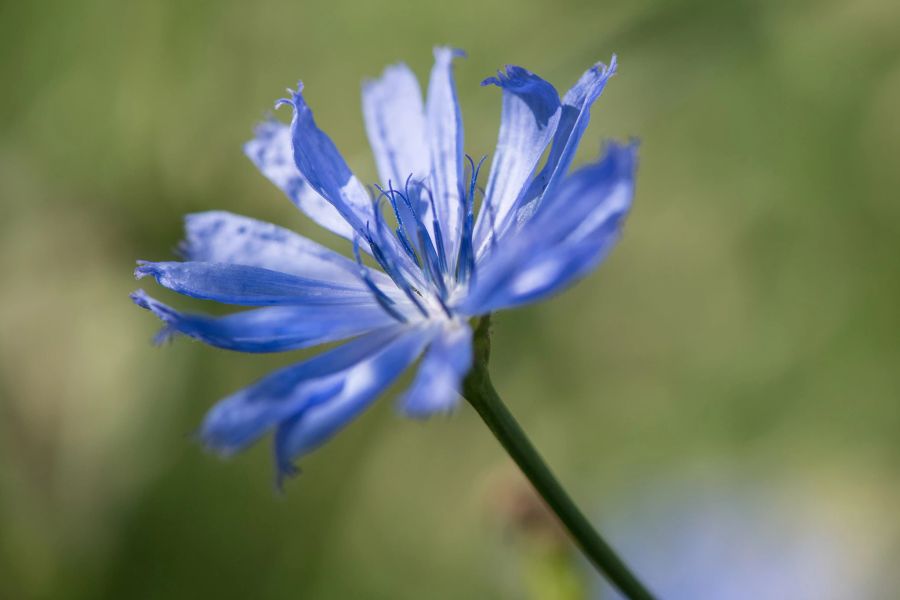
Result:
[463, 316, 655, 600]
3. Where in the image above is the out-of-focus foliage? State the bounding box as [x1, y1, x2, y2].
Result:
[1, 0, 898, 598]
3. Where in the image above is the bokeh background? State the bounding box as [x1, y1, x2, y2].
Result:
[2, 0, 899, 598]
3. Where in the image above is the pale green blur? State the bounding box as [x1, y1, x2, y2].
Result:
[1, 0, 898, 598]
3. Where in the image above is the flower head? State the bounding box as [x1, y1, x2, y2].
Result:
[133, 48, 636, 484]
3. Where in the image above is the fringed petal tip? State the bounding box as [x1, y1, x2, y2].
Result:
[133, 260, 160, 281]
[433, 46, 466, 63]
[130, 288, 163, 319]
[480, 65, 537, 89]
[131, 289, 172, 316]
[601, 138, 640, 172]
[274, 81, 306, 112]
[131, 289, 181, 346]
[362, 62, 411, 90]
[130, 288, 152, 309]
[275, 460, 301, 493]
[593, 54, 618, 78]
[478, 66, 561, 128]
[131, 289, 177, 326]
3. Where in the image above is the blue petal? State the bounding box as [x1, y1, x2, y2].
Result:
[515, 57, 617, 224]
[461, 142, 637, 314]
[399, 320, 472, 418]
[199, 326, 419, 455]
[482, 228, 620, 310]
[424, 47, 466, 271]
[134, 261, 375, 306]
[272, 324, 434, 479]
[473, 66, 561, 258]
[131, 289, 400, 353]
[181, 210, 392, 287]
[362, 63, 430, 190]
[244, 120, 356, 242]
[362, 66, 433, 258]
[279, 84, 377, 237]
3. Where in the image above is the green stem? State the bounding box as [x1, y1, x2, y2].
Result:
[463, 316, 655, 600]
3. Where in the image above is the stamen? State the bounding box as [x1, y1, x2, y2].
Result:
[365, 217, 429, 318]
[457, 154, 487, 284]
[374, 184, 420, 267]
[396, 228, 419, 266]
[365, 174, 462, 315]
[400, 180, 448, 300]
[425, 187, 448, 275]
[353, 238, 407, 323]
[415, 226, 448, 300]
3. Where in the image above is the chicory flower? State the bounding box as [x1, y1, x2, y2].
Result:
[133, 48, 636, 483]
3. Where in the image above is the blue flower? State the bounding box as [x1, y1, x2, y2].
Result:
[133, 48, 636, 483]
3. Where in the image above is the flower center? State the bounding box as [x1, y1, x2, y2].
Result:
[352, 156, 487, 323]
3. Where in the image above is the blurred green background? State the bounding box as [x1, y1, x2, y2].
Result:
[1, 0, 899, 598]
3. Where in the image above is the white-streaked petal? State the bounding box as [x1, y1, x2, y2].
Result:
[515, 57, 617, 225]
[199, 326, 419, 455]
[462, 142, 636, 314]
[131, 289, 400, 352]
[362, 63, 430, 189]
[134, 261, 375, 306]
[280, 84, 378, 236]
[473, 66, 561, 259]
[425, 47, 466, 271]
[271, 324, 435, 480]
[181, 210, 391, 286]
[244, 120, 356, 241]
